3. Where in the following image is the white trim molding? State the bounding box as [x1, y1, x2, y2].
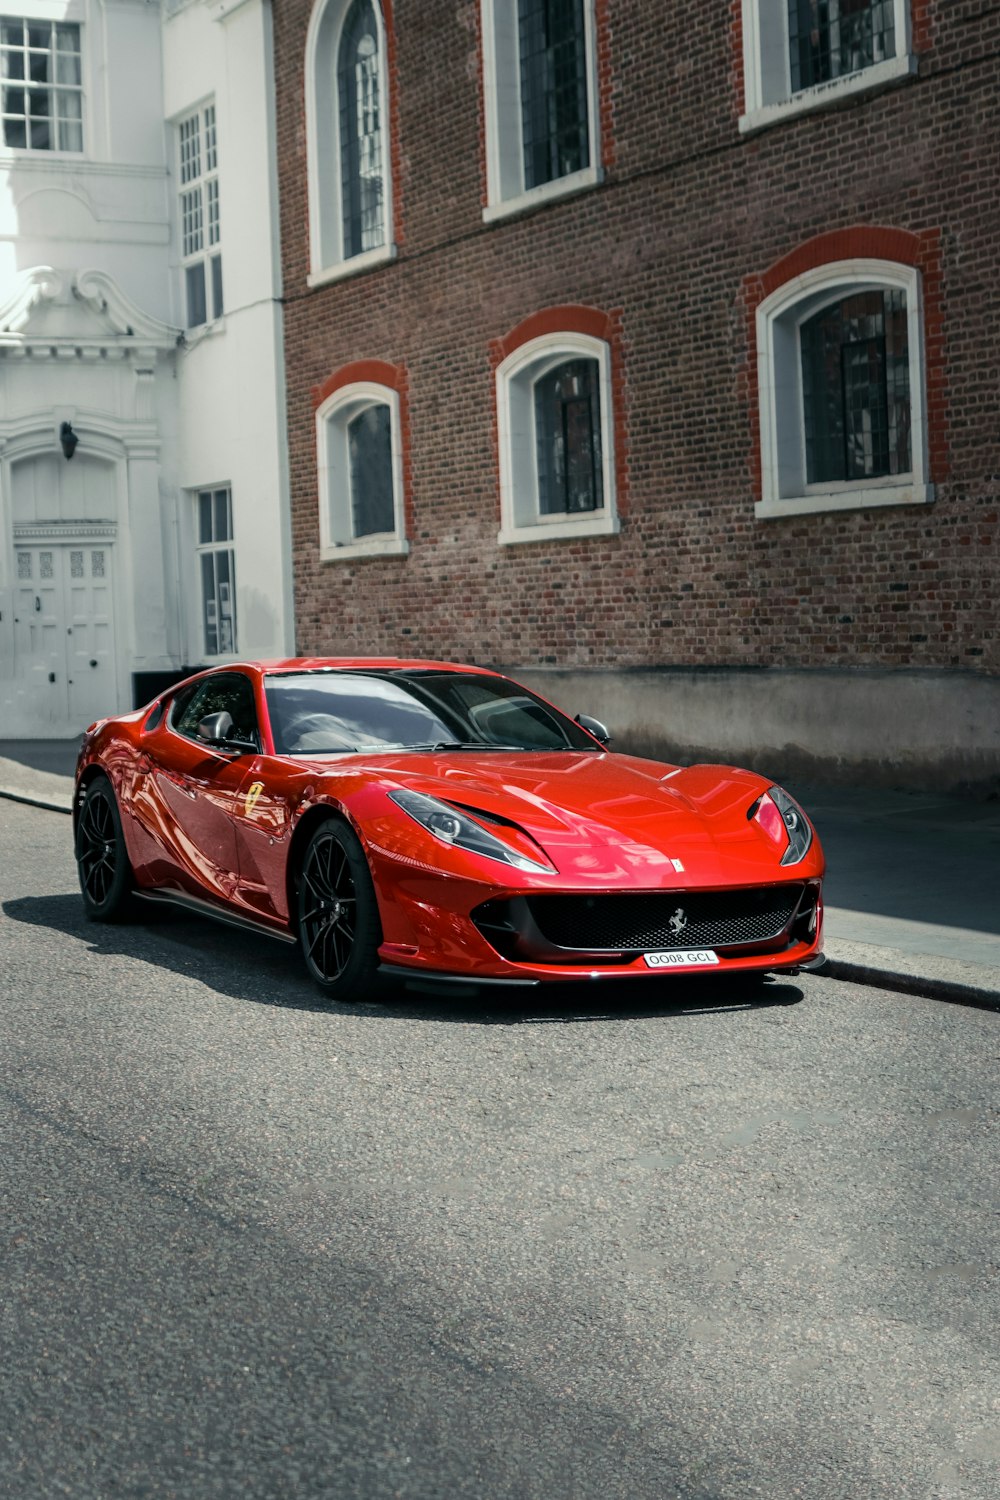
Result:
[496, 329, 619, 546]
[739, 0, 915, 134]
[316, 380, 409, 562]
[755, 258, 933, 520]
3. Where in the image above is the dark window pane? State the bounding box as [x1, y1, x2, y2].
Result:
[3, 117, 25, 147]
[210, 253, 224, 318]
[216, 548, 236, 654]
[198, 491, 213, 545]
[348, 403, 394, 537]
[788, 0, 895, 94]
[338, 0, 384, 258]
[201, 552, 219, 655]
[801, 289, 911, 484]
[518, 0, 590, 189]
[186, 261, 207, 327]
[534, 358, 603, 515]
[214, 489, 231, 542]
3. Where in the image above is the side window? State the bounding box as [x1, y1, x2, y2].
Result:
[739, 0, 915, 132]
[481, 0, 600, 219]
[0, 18, 83, 152]
[754, 258, 931, 518]
[195, 486, 237, 656]
[177, 103, 223, 329]
[495, 328, 619, 545]
[316, 379, 409, 560]
[173, 675, 260, 747]
[306, 0, 394, 279]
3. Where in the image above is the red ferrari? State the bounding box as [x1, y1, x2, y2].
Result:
[73, 658, 825, 999]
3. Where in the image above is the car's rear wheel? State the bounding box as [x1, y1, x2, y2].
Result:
[76, 776, 134, 921]
[297, 818, 383, 1000]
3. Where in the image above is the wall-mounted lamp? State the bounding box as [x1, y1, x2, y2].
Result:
[59, 421, 79, 460]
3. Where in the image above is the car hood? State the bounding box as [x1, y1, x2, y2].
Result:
[307, 749, 815, 886]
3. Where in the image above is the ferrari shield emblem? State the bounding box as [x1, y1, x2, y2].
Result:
[244, 781, 265, 817]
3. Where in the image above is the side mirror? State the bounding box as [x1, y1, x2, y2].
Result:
[196, 710, 257, 755]
[575, 713, 611, 746]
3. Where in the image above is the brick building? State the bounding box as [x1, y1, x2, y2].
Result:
[272, 0, 999, 792]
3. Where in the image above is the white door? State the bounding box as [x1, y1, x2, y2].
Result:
[65, 545, 117, 727]
[13, 544, 118, 731]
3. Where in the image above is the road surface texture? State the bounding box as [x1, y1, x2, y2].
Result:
[1, 798, 997, 1499]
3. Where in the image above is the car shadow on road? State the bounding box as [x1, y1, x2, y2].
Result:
[4, 891, 805, 1023]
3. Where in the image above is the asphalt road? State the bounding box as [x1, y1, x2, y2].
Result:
[1, 798, 998, 1500]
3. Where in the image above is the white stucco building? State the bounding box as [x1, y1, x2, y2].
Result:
[0, 0, 291, 738]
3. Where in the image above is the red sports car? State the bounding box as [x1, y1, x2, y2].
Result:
[74, 658, 825, 999]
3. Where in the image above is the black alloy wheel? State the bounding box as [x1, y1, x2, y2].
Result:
[76, 777, 134, 920]
[298, 819, 383, 999]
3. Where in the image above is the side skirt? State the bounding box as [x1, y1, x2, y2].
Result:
[135, 888, 298, 946]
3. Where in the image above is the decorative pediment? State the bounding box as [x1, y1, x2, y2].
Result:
[73, 268, 180, 348]
[0, 265, 180, 355]
[0, 266, 64, 334]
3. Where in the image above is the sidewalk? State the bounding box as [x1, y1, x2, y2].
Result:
[1, 741, 997, 1009]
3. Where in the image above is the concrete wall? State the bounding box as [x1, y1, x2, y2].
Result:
[514, 667, 1000, 798]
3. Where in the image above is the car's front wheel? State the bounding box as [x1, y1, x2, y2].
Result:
[297, 818, 383, 1000]
[76, 776, 134, 921]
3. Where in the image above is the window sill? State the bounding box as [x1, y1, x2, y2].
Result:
[498, 510, 619, 546]
[308, 243, 397, 289]
[739, 53, 917, 135]
[320, 535, 410, 562]
[483, 165, 603, 225]
[755, 480, 934, 520]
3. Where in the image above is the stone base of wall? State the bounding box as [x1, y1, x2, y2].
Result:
[511, 666, 1000, 799]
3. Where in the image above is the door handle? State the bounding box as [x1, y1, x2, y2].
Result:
[48, 672, 56, 683]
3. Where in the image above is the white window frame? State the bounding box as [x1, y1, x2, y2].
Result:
[755, 258, 933, 520]
[739, 0, 915, 134]
[480, 0, 602, 223]
[496, 331, 618, 546]
[177, 101, 223, 329]
[193, 485, 238, 659]
[316, 382, 409, 561]
[0, 12, 84, 155]
[304, 0, 395, 285]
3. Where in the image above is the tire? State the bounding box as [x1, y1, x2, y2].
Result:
[297, 818, 383, 1000]
[76, 776, 134, 921]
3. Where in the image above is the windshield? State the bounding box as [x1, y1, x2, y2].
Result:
[264, 670, 602, 756]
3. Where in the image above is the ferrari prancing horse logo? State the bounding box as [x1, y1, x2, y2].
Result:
[668, 907, 688, 937]
[244, 781, 265, 817]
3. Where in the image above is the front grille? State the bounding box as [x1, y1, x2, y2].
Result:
[473, 876, 809, 960]
[521, 886, 804, 954]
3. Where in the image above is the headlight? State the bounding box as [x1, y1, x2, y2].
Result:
[750, 785, 813, 865]
[388, 788, 553, 873]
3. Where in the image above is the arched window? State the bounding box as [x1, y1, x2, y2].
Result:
[755, 259, 931, 518]
[316, 378, 408, 559]
[306, 0, 393, 281]
[338, 0, 383, 258]
[495, 327, 618, 545]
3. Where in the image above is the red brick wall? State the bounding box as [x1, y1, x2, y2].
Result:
[273, 0, 999, 675]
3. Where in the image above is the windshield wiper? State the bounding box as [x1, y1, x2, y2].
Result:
[408, 741, 540, 753]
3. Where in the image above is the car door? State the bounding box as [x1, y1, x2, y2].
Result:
[140, 673, 262, 906]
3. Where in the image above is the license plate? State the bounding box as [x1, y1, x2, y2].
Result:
[643, 949, 720, 969]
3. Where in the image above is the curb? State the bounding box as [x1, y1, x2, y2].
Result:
[816, 957, 1000, 1013]
[0, 786, 72, 816]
